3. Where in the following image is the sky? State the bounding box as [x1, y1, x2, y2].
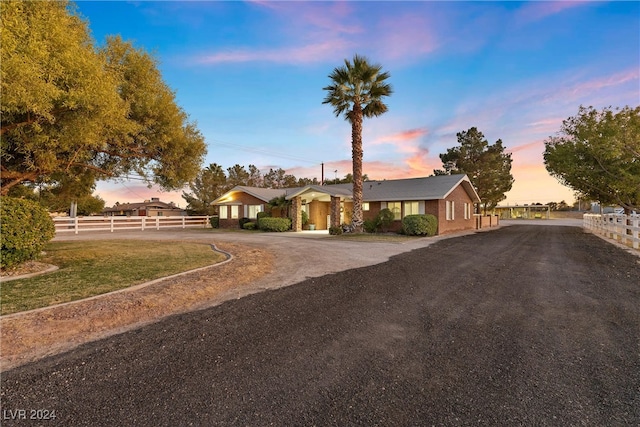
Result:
[74, 0, 640, 208]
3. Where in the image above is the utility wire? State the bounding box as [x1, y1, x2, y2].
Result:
[209, 139, 320, 165]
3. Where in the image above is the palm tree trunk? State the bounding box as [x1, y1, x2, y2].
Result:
[351, 103, 364, 232]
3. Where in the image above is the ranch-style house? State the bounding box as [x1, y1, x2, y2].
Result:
[212, 174, 492, 235]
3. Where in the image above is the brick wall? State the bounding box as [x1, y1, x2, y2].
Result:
[218, 193, 267, 229]
[436, 185, 476, 235]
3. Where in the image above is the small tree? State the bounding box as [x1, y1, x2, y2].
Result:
[1, 198, 55, 269]
[437, 127, 514, 214]
[376, 208, 395, 232]
[182, 163, 228, 215]
[544, 105, 640, 213]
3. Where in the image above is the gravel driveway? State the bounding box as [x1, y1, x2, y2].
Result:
[2, 223, 639, 425]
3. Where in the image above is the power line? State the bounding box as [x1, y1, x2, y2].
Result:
[209, 139, 319, 165]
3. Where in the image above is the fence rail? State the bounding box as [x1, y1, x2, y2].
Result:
[54, 216, 211, 234]
[583, 213, 640, 250]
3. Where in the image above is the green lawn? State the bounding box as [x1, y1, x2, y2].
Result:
[1, 240, 227, 315]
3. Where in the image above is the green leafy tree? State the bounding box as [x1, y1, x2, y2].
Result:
[247, 164, 264, 187]
[323, 54, 392, 232]
[38, 173, 106, 215]
[226, 164, 250, 188]
[324, 173, 369, 185]
[1, 1, 206, 196]
[263, 168, 297, 189]
[544, 105, 640, 212]
[437, 127, 514, 214]
[182, 163, 227, 215]
[297, 177, 321, 186]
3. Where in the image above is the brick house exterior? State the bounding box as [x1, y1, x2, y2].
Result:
[212, 174, 486, 235]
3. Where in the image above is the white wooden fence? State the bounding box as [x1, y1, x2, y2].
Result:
[583, 213, 640, 250]
[54, 216, 211, 234]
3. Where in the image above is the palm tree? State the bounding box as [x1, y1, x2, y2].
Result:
[322, 54, 392, 232]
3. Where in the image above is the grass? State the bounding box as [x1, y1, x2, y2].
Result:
[1, 240, 227, 315]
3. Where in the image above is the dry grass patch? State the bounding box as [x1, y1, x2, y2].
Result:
[1, 240, 227, 315]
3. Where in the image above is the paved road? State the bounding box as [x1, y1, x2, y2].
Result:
[2, 225, 639, 426]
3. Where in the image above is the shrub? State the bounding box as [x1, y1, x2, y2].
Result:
[243, 221, 257, 230]
[256, 211, 270, 228]
[259, 217, 291, 232]
[209, 215, 219, 228]
[329, 225, 343, 235]
[376, 208, 395, 232]
[301, 210, 309, 226]
[402, 214, 438, 236]
[238, 217, 251, 229]
[363, 219, 378, 233]
[1, 197, 56, 269]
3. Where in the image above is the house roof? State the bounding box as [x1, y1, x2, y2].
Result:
[212, 186, 293, 205]
[362, 174, 481, 203]
[102, 200, 183, 213]
[285, 184, 353, 200]
[212, 175, 480, 205]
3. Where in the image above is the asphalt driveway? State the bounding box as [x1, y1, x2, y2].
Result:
[2, 224, 639, 425]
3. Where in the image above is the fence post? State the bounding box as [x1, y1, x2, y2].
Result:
[182, 216, 186, 229]
[74, 217, 79, 235]
[156, 217, 160, 230]
[633, 217, 639, 250]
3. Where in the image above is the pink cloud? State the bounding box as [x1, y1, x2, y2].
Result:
[507, 139, 544, 155]
[191, 2, 441, 66]
[374, 127, 429, 144]
[515, 1, 591, 25]
[195, 39, 354, 65]
[374, 14, 439, 61]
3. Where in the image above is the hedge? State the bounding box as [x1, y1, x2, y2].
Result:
[1, 197, 56, 269]
[401, 214, 438, 236]
[259, 217, 291, 232]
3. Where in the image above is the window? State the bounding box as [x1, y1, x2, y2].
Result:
[403, 201, 419, 217]
[446, 200, 455, 220]
[230, 205, 239, 219]
[219, 206, 228, 219]
[464, 203, 472, 220]
[388, 202, 401, 220]
[362, 202, 370, 211]
[248, 204, 263, 219]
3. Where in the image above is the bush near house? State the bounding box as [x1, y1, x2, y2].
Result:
[243, 222, 257, 230]
[402, 214, 438, 236]
[256, 211, 270, 228]
[329, 225, 343, 235]
[209, 215, 219, 229]
[369, 208, 395, 233]
[1, 197, 56, 269]
[259, 217, 291, 232]
[239, 217, 251, 229]
[363, 219, 378, 233]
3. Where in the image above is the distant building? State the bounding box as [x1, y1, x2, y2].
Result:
[102, 198, 186, 217]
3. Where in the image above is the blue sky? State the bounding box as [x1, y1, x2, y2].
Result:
[75, 1, 640, 207]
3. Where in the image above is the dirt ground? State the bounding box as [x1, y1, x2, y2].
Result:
[0, 219, 592, 372]
[0, 242, 273, 371]
[2, 224, 638, 426]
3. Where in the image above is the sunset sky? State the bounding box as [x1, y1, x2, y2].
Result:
[75, 1, 639, 208]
